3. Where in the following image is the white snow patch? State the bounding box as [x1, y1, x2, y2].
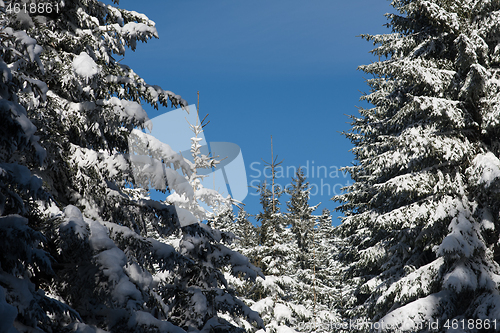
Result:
[125, 262, 153, 289]
[437, 207, 479, 259]
[72, 323, 108, 333]
[113, 275, 142, 305]
[72, 52, 100, 79]
[481, 208, 495, 231]
[88, 219, 114, 251]
[122, 22, 157, 38]
[128, 311, 186, 333]
[472, 152, 500, 186]
[379, 290, 451, 332]
[96, 247, 126, 283]
[129, 129, 192, 176]
[474, 293, 500, 319]
[274, 303, 292, 322]
[443, 264, 477, 293]
[12, 29, 42, 63]
[191, 290, 207, 314]
[251, 297, 274, 314]
[276, 326, 297, 333]
[60, 205, 89, 240]
[0, 287, 17, 333]
[98, 97, 150, 125]
[148, 238, 175, 258]
[0, 163, 44, 195]
[379, 258, 444, 306]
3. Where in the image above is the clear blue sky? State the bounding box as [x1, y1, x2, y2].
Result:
[109, 0, 395, 225]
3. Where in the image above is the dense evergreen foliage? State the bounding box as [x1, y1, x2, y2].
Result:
[220, 170, 340, 333]
[335, 0, 500, 331]
[6, 0, 500, 332]
[0, 1, 262, 332]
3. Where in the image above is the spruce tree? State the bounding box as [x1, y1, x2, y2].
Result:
[245, 175, 342, 333]
[308, 209, 341, 310]
[335, 0, 500, 330]
[0, 1, 263, 332]
[255, 180, 291, 275]
[246, 179, 301, 333]
[310, 209, 344, 330]
[234, 206, 258, 250]
[0, 15, 78, 331]
[286, 168, 318, 269]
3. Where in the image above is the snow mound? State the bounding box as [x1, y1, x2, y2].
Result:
[443, 263, 477, 293]
[72, 52, 100, 79]
[379, 290, 452, 332]
[122, 22, 157, 39]
[471, 152, 500, 186]
[128, 311, 186, 333]
[60, 205, 89, 240]
[277, 326, 297, 333]
[0, 287, 17, 333]
[104, 98, 149, 124]
[274, 303, 293, 322]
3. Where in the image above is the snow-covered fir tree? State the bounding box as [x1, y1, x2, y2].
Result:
[314, 209, 347, 312]
[286, 168, 319, 269]
[254, 180, 293, 276]
[0, 10, 79, 331]
[213, 178, 301, 333]
[289, 209, 343, 333]
[225, 174, 341, 333]
[0, 1, 263, 332]
[233, 206, 258, 250]
[165, 114, 230, 223]
[251, 180, 304, 333]
[210, 205, 257, 256]
[335, 0, 500, 331]
[284, 176, 340, 333]
[315, 209, 335, 277]
[209, 206, 240, 246]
